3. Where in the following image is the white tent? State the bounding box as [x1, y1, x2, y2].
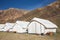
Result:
[11, 24, 27, 33]
[10, 21, 30, 33]
[28, 17, 58, 34]
[0, 24, 5, 31]
[3, 23, 15, 32]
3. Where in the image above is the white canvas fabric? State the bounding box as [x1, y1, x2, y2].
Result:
[3, 23, 15, 31]
[44, 29, 56, 34]
[0, 24, 5, 31]
[11, 23, 27, 33]
[0, 24, 5, 29]
[32, 17, 58, 28]
[28, 17, 57, 34]
[28, 21, 45, 34]
[16, 21, 30, 29]
[28, 22, 36, 33]
[35, 22, 45, 34]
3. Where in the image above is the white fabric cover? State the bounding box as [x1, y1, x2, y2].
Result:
[28, 21, 45, 34]
[16, 21, 30, 29]
[3, 23, 15, 31]
[0, 24, 5, 29]
[0, 24, 5, 31]
[32, 17, 57, 28]
[28, 22, 36, 33]
[10, 23, 27, 33]
[44, 29, 56, 34]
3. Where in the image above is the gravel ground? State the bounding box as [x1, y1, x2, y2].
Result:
[0, 32, 58, 40]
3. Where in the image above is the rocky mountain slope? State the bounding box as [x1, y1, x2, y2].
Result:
[0, 8, 29, 23]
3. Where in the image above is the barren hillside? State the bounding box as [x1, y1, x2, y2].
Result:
[0, 8, 29, 23]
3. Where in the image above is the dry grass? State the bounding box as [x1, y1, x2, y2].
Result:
[0, 32, 58, 40]
[55, 32, 60, 40]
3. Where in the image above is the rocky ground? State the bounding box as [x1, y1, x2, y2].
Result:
[0, 32, 60, 40]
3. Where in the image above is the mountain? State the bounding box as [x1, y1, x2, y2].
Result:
[19, 1, 60, 27]
[0, 8, 29, 23]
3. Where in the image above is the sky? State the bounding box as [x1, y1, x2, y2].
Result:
[0, 0, 56, 10]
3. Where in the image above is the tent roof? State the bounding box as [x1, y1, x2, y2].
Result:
[16, 21, 29, 23]
[5, 23, 15, 25]
[0, 24, 5, 29]
[5, 23, 15, 27]
[32, 17, 58, 28]
[5, 23, 15, 29]
[16, 21, 30, 28]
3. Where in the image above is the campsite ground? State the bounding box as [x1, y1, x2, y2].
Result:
[0, 32, 60, 40]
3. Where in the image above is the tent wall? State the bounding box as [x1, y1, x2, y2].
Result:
[28, 21, 45, 34]
[0, 24, 5, 29]
[0, 24, 5, 31]
[11, 24, 27, 33]
[3, 23, 15, 31]
[44, 29, 56, 34]
[28, 22, 36, 33]
[5, 23, 15, 28]
[35, 22, 41, 34]
[35, 22, 45, 34]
